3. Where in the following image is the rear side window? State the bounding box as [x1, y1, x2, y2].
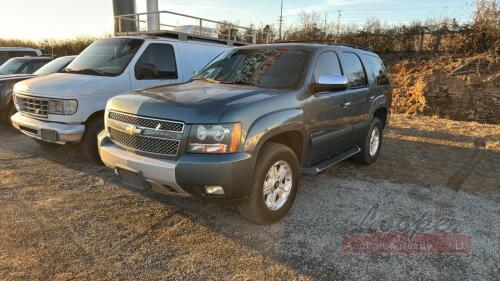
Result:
[135, 43, 178, 80]
[10, 51, 37, 58]
[342, 52, 367, 88]
[364, 55, 389, 85]
[313, 51, 342, 83]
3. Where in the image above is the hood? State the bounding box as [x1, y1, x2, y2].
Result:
[13, 72, 129, 98]
[108, 81, 282, 123]
[0, 74, 36, 82]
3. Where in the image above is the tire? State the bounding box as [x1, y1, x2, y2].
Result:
[6, 101, 17, 127]
[80, 117, 104, 165]
[354, 117, 383, 165]
[0, 100, 17, 127]
[238, 143, 299, 225]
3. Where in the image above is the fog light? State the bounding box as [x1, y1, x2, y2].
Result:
[204, 186, 224, 195]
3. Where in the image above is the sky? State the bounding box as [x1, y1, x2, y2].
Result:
[0, 0, 474, 40]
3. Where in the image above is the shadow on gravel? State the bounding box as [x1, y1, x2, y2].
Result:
[1, 124, 499, 279]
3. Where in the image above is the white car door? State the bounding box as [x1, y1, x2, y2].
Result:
[130, 42, 183, 89]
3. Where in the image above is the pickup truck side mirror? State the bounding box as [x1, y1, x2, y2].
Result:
[311, 75, 349, 94]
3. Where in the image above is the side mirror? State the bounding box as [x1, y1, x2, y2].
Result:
[311, 75, 348, 94]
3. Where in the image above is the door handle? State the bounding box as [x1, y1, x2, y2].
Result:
[341, 102, 352, 108]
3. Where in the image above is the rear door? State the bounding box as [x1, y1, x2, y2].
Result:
[363, 54, 391, 109]
[130, 42, 181, 89]
[340, 52, 371, 130]
[305, 51, 352, 165]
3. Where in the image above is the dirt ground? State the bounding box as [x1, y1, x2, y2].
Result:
[0, 115, 499, 280]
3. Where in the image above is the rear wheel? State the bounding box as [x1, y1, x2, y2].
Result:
[354, 117, 383, 165]
[238, 143, 299, 224]
[80, 117, 104, 165]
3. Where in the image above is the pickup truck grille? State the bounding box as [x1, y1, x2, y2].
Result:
[15, 94, 49, 118]
[108, 111, 184, 132]
[109, 128, 180, 156]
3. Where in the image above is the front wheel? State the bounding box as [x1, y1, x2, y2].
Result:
[80, 117, 104, 165]
[238, 143, 299, 224]
[354, 117, 383, 165]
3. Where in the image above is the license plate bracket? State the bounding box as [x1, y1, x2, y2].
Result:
[40, 129, 58, 142]
[116, 167, 150, 190]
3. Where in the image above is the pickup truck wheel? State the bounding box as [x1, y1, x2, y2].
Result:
[80, 117, 104, 165]
[238, 143, 299, 224]
[6, 102, 17, 127]
[354, 117, 383, 165]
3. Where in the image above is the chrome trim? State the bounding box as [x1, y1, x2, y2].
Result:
[107, 127, 181, 157]
[108, 110, 185, 133]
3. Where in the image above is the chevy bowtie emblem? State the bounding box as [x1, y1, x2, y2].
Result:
[125, 125, 142, 136]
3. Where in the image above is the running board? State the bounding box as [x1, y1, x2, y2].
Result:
[301, 146, 361, 175]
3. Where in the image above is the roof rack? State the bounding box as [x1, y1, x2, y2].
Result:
[114, 10, 256, 47]
[274, 40, 373, 52]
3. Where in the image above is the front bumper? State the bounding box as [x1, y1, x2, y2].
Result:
[98, 133, 256, 200]
[11, 112, 85, 144]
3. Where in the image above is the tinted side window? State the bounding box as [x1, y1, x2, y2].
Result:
[313, 51, 342, 83]
[364, 55, 389, 85]
[135, 44, 177, 80]
[10, 51, 37, 58]
[0, 52, 8, 65]
[342, 52, 367, 88]
[29, 61, 49, 73]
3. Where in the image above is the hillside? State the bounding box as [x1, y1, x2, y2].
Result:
[384, 52, 500, 124]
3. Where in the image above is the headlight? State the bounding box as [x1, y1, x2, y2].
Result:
[188, 123, 242, 154]
[48, 99, 78, 115]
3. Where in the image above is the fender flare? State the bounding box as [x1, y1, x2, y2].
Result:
[244, 108, 308, 157]
[368, 95, 388, 121]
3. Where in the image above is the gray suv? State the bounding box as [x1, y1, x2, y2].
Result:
[98, 44, 392, 224]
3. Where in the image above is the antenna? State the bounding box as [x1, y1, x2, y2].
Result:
[278, 0, 284, 40]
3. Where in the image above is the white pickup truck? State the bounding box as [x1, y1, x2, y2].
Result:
[11, 36, 229, 162]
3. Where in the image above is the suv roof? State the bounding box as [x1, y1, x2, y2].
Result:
[8, 56, 52, 61]
[240, 43, 378, 55]
[0, 47, 42, 52]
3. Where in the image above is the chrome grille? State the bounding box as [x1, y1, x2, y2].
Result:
[16, 94, 49, 117]
[109, 128, 180, 156]
[109, 111, 184, 132]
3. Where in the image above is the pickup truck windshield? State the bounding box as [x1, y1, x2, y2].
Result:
[0, 59, 24, 75]
[194, 48, 308, 89]
[64, 38, 144, 77]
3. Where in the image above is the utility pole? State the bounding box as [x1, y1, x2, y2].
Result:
[324, 13, 328, 40]
[336, 10, 341, 42]
[278, 0, 284, 41]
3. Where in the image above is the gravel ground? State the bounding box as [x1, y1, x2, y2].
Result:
[0, 115, 499, 280]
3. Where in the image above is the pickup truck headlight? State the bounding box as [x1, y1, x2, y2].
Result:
[188, 123, 241, 153]
[48, 99, 78, 115]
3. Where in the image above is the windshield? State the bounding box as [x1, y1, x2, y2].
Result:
[34, 56, 74, 75]
[194, 48, 309, 89]
[64, 38, 144, 76]
[0, 59, 24, 75]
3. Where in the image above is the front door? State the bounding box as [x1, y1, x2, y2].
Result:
[131, 43, 181, 90]
[304, 51, 353, 166]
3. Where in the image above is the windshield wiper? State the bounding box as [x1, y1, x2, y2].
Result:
[64, 68, 113, 76]
[192, 77, 220, 84]
[221, 80, 261, 87]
